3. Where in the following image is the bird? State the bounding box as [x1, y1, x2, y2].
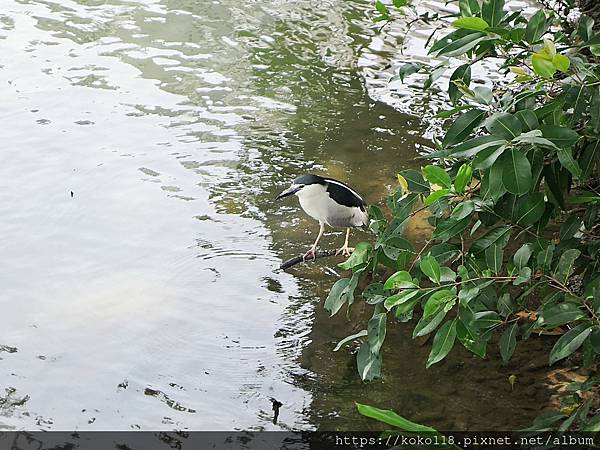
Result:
[276, 174, 369, 260]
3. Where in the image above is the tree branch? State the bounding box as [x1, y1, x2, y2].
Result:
[279, 249, 344, 271]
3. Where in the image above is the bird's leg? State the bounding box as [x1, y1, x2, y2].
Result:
[304, 221, 324, 261]
[336, 228, 353, 257]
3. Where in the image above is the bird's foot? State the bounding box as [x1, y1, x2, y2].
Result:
[336, 245, 354, 257]
[303, 248, 317, 261]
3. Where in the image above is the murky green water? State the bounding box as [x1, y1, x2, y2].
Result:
[0, 0, 552, 431]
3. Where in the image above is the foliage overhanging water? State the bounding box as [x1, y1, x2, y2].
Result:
[0, 0, 554, 431]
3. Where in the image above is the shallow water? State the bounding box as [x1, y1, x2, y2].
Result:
[0, 0, 552, 431]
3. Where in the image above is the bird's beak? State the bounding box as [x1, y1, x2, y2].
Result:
[276, 184, 301, 200]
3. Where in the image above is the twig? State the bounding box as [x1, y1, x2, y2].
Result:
[279, 249, 344, 271]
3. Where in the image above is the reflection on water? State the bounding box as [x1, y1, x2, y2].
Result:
[0, 0, 552, 431]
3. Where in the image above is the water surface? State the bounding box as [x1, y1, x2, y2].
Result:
[0, 0, 553, 431]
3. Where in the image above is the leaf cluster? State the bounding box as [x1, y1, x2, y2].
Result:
[327, 0, 600, 431]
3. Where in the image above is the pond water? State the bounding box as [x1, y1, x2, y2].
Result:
[0, 0, 553, 431]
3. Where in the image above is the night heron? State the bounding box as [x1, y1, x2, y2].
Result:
[276, 174, 369, 260]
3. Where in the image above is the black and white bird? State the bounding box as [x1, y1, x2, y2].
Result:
[276, 174, 369, 259]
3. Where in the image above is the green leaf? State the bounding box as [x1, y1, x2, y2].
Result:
[485, 243, 503, 273]
[448, 64, 471, 104]
[524, 10, 546, 43]
[381, 236, 413, 261]
[423, 290, 456, 318]
[457, 319, 487, 358]
[368, 313, 387, 355]
[592, 88, 600, 132]
[498, 293, 515, 317]
[395, 298, 420, 320]
[473, 145, 504, 170]
[424, 188, 450, 206]
[451, 200, 475, 220]
[375, 0, 390, 16]
[581, 140, 600, 180]
[440, 267, 457, 282]
[400, 169, 429, 193]
[469, 226, 511, 254]
[384, 289, 420, 311]
[442, 109, 486, 148]
[426, 319, 458, 368]
[465, 0, 481, 16]
[355, 403, 437, 432]
[584, 204, 598, 230]
[429, 243, 460, 264]
[454, 164, 473, 194]
[435, 32, 491, 57]
[537, 243, 555, 271]
[473, 86, 493, 105]
[432, 216, 471, 242]
[524, 411, 567, 431]
[514, 109, 539, 132]
[333, 330, 367, 351]
[513, 266, 532, 285]
[549, 324, 593, 365]
[509, 27, 526, 43]
[447, 135, 506, 159]
[532, 53, 556, 78]
[499, 148, 531, 195]
[357, 341, 381, 381]
[434, 105, 476, 119]
[413, 306, 451, 338]
[481, 0, 504, 27]
[567, 193, 600, 204]
[453, 17, 490, 31]
[423, 66, 447, 90]
[499, 322, 518, 363]
[516, 192, 545, 225]
[537, 303, 585, 329]
[338, 242, 372, 270]
[543, 39, 556, 59]
[557, 147, 582, 178]
[485, 112, 522, 140]
[384, 271, 418, 290]
[430, 29, 472, 54]
[584, 414, 600, 431]
[422, 165, 452, 189]
[324, 277, 356, 317]
[554, 249, 581, 285]
[543, 164, 566, 210]
[539, 125, 579, 148]
[512, 133, 557, 149]
[471, 310, 502, 329]
[552, 54, 570, 72]
[363, 283, 387, 305]
[420, 255, 442, 284]
[394, 63, 420, 83]
[481, 154, 507, 203]
[560, 216, 582, 241]
[578, 15, 594, 41]
[513, 244, 532, 269]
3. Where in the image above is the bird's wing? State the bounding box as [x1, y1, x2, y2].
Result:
[324, 179, 366, 209]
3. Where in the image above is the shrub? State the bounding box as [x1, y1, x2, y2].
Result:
[329, 0, 600, 430]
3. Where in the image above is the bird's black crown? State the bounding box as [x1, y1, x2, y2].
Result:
[293, 174, 326, 186]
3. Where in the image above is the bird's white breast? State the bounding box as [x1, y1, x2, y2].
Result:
[296, 183, 367, 228]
